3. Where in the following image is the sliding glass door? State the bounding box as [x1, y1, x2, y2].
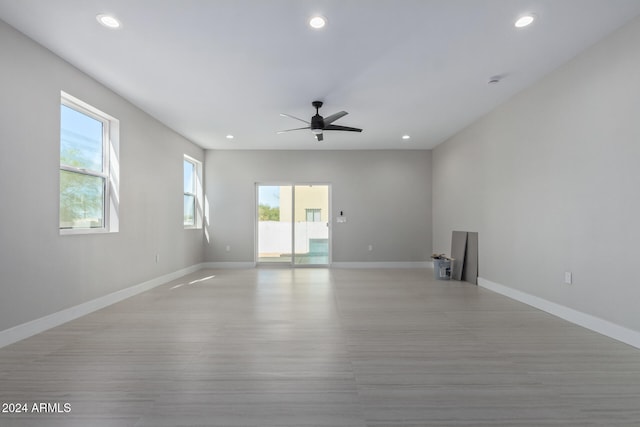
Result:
[257, 184, 330, 266]
[293, 185, 329, 265]
[257, 185, 292, 264]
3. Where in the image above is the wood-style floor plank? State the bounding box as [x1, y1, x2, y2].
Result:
[1, 268, 639, 426]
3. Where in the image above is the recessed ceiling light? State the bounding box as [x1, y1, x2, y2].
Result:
[226, 134, 234, 139]
[402, 135, 411, 140]
[514, 14, 535, 28]
[96, 14, 121, 29]
[309, 15, 327, 29]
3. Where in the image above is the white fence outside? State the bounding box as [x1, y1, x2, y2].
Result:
[258, 221, 328, 255]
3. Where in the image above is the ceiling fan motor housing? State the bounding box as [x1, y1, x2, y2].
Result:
[311, 101, 324, 131]
[311, 115, 324, 131]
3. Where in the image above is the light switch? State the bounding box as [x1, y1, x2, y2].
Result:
[564, 271, 572, 284]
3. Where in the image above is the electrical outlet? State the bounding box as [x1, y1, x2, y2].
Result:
[155, 254, 160, 264]
[368, 244, 373, 252]
[225, 245, 231, 252]
[564, 271, 572, 284]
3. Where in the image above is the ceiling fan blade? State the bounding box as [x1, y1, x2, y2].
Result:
[280, 113, 310, 124]
[323, 111, 348, 124]
[324, 124, 363, 132]
[277, 126, 310, 134]
[316, 133, 324, 142]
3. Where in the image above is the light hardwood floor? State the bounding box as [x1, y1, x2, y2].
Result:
[1, 268, 640, 426]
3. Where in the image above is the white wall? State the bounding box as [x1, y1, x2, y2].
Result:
[204, 150, 432, 264]
[433, 16, 640, 332]
[0, 20, 204, 332]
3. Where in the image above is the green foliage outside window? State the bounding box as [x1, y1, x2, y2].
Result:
[60, 170, 104, 228]
[259, 204, 280, 221]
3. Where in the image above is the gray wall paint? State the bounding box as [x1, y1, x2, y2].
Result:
[433, 16, 640, 331]
[0, 21, 204, 331]
[204, 150, 432, 263]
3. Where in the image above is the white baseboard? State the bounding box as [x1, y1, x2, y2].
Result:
[478, 277, 640, 350]
[0, 263, 204, 349]
[202, 261, 432, 269]
[331, 261, 432, 269]
[201, 262, 256, 269]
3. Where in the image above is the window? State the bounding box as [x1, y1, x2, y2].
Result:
[60, 92, 119, 234]
[306, 208, 322, 222]
[183, 155, 202, 228]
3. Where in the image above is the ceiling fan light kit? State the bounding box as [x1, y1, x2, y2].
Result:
[278, 101, 362, 142]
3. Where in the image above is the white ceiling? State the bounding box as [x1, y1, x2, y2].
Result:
[1, 0, 640, 150]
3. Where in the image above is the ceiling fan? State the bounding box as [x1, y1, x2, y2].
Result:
[277, 101, 362, 141]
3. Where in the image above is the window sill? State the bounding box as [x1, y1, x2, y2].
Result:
[60, 228, 116, 236]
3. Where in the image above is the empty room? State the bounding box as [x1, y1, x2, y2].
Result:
[1, 1, 640, 426]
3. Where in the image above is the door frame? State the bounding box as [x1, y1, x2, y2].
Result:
[255, 182, 331, 267]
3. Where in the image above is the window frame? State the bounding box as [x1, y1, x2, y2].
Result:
[183, 155, 202, 229]
[60, 92, 119, 235]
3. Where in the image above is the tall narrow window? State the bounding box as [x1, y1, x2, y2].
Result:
[184, 158, 196, 227]
[60, 92, 119, 234]
[183, 155, 202, 228]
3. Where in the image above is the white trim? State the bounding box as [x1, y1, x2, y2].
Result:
[331, 261, 432, 269]
[202, 262, 257, 269]
[478, 277, 640, 350]
[0, 264, 203, 349]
